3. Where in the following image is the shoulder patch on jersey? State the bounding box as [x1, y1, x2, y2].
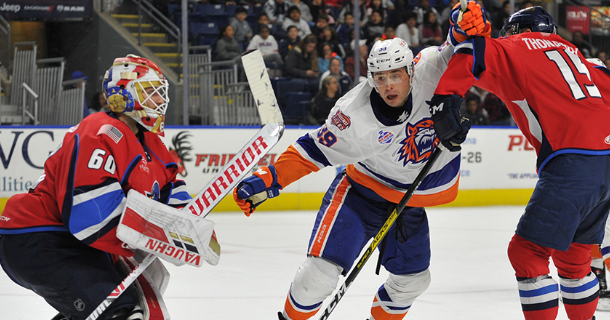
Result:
[97, 124, 124, 144]
[331, 110, 351, 130]
[397, 118, 439, 166]
[378, 130, 394, 144]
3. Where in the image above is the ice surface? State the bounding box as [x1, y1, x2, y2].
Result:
[2, 206, 609, 319]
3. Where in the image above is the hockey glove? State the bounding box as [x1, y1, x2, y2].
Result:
[233, 165, 283, 216]
[428, 94, 471, 151]
[448, 1, 492, 45]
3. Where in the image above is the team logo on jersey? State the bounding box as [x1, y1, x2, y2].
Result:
[378, 130, 394, 144]
[146, 181, 161, 201]
[605, 135, 610, 144]
[168, 131, 193, 177]
[331, 110, 351, 130]
[397, 118, 439, 165]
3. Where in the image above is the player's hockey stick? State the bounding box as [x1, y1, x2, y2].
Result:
[85, 50, 283, 320]
[318, 145, 444, 320]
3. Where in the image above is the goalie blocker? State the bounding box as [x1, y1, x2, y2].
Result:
[117, 190, 220, 267]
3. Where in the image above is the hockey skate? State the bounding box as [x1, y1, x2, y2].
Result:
[593, 265, 610, 311]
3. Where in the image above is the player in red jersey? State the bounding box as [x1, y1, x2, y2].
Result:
[428, 7, 610, 320]
[0, 55, 205, 320]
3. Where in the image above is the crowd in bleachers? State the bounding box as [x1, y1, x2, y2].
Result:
[156, 0, 543, 125]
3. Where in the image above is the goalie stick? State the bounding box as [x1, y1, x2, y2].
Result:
[318, 146, 444, 320]
[86, 50, 284, 320]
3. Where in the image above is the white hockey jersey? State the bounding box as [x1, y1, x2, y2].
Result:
[273, 42, 461, 207]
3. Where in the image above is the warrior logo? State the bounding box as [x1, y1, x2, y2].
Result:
[169, 131, 193, 177]
[397, 118, 439, 166]
[605, 135, 610, 145]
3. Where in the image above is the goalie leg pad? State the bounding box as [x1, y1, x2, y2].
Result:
[118, 256, 171, 320]
[283, 256, 343, 320]
[370, 270, 431, 320]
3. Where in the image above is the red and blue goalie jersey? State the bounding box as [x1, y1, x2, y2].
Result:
[434, 33, 610, 171]
[0, 112, 191, 257]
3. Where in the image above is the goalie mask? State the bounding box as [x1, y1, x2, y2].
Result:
[103, 54, 169, 136]
[367, 38, 414, 88]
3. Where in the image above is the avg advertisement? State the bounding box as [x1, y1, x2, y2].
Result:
[0, 126, 537, 212]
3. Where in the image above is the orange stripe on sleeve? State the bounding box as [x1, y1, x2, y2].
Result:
[274, 145, 321, 189]
[345, 165, 459, 207]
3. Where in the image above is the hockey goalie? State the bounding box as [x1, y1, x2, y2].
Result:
[0, 55, 219, 320]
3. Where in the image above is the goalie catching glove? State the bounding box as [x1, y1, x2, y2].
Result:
[448, 0, 491, 45]
[427, 94, 472, 152]
[233, 165, 283, 216]
[117, 190, 221, 267]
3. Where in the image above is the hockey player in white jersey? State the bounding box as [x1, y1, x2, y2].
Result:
[233, 2, 490, 319]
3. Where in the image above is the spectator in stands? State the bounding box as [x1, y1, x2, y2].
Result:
[256, 12, 286, 40]
[571, 31, 593, 58]
[367, 0, 387, 21]
[441, 0, 458, 37]
[381, 25, 396, 40]
[264, 0, 289, 24]
[321, 26, 346, 59]
[325, 0, 345, 18]
[291, 0, 313, 22]
[338, 0, 368, 26]
[215, 25, 243, 62]
[311, 14, 331, 44]
[309, 75, 340, 125]
[419, 10, 443, 46]
[519, 0, 533, 9]
[279, 25, 301, 60]
[466, 86, 512, 126]
[363, 10, 385, 45]
[396, 12, 422, 52]
[596, 50, 607, 63]
[247, 24, 284, 75]
[71, 71, 89, 118]
[493, 1, 511, 36]
[318, 42, 343, 74]
[282, 6, 312, 39]
[387, 0, 408, 29]
[230, 6, 253, 51]
[309, 0, 336, 25]
[285, 34, 320, 92]
[89, 92, 109, 115]
[319, 56, 352, 95]
[345, 39, 368, 82]
[463, 95, 491, 125]
[336, 12, 354, 46]
[413, 0, 439, 26]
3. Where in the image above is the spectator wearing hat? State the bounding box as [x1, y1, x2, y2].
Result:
[282, 6, 311, 39]
[71, 71, 89, 118]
